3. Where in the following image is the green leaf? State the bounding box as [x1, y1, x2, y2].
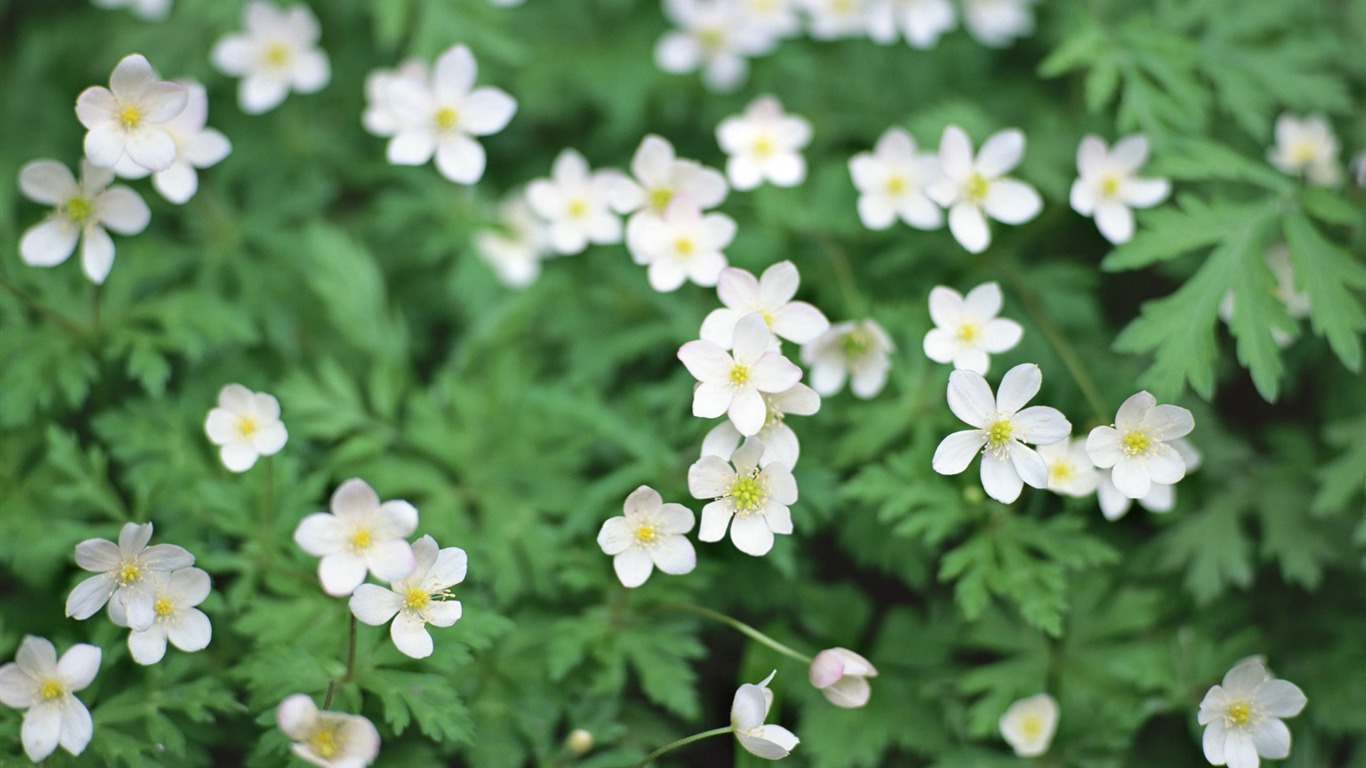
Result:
[298, 223, 409, 360]
[1157, 492, 1254, 604]
[1283, 212, 1366, 372]
[1102, 196, 1268, 272]
[363, 669, 474, 743]
[1314, 416, 1366, 516]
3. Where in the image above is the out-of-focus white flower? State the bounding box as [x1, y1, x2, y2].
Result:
[701, 383, 820, 469]
[849, 127, 943, 230]
[91, 0, 171, 21]
[113, 80, 231, 204]
[700, 261, 830, 348]
[474, 191, 553, 288]
[349, 535, 466, 659]
[1198, 659, 1306, 768]
[731, 671, 800, 758]
[800, 0, 872, 39]
[596, 486, 696, 588]
[636, 204, 736, 291]
[739, 0, 801, 38]
[1267, 113, 1341, 186]
[931, 364, 1071, 504]
[1097, 438, 1199, 521]
[382, 44, 517, 184]
[866, 0, 955, 48]
[655, 0, 776, 92]
[800, 319, 894, 399]
[211, 2, 330, 114]
[1000, 693, 1059, 757]
[1218, 244, 1311, 348]
[122, 567, 212, 665]
[1086, 391, 1194, 500]
[691, 438, 797, 556]
[527, 149, 626, 255]
[277, 694, 380, 767]
[76, 53, 188, 172]
[293, 479, 418, 597]
[0, 636, 101, 762]
[1352, 151, 1366, 187]
[1036, 437, 1099, 498]
[17, 159, 149, 284]
[961, 0, 1036, 47]
[921, 281, 1022, 374]
[679, 313, 803, 436]
[361, 59, 427, 138]
[616, 134, 728, 264]
[66, 521, 194, 631]
[717, 95, 812, 190]
[204, 383, 288, 473]
[927, 125, 1041, 253]
[809, 648, 878, 708]
[1070, 134, 1170, 244]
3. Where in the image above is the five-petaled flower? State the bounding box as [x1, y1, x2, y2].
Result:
[527, 148, 627, 255]
[689, 438, 797, 556]
[848, 126, 944, 231]
[0, 636, 101, 762]
[921, 281, 1023, 375]
[1198, 659, 1306, 768]
[731, 671, 800, 758]
[635, 203, 736, 292]
[17, 159, 150, 284]
[801, 319, 895, 399]
[999, 692, 1059, 757]
[277, 694, 381, 767]
[204, 383, 289, 472]
[1070, 134, 1170, 244]
[615, 134, 728, 264]
[716, 95, 812, 190]
[596, 485, 697, 588]
[76, 53, 188, 172]
[211, 2, 331, 114]
[293, 478, 418, 597]
[809, 648, 878, 708]
[679, 312, 804, 437]
[700, 261, 830, 350]
[113, 80, 232, 204]
[1036, 436, 1100, 498]
[926, 125, 1041, 253]
[1267, 113, 1341, 187]
[119, 567, 213, 665]
[349, 535, 466, 659]
[655, 0, 775, 92]
[1085, 391, 1195, 500]
[66, 521, 195, 631]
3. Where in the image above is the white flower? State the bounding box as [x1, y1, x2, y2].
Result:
[800, 0, 872, 40]
[362, 59, 428, 138]
[474, 191, 553, 288]
[1198, 659, 1306, 768]
[0, 636, 101, 762]
[738, 0, 801, 38]
[1218, 244, 1311, 348]
[382, 44, 517, 184]
[961, 0, 1036, 47]
[211, 2, 331, 115]
[527, 148, 626, 255]
[1267, 113, 1341, 186]
[700, 261, 830, 348]
[66, 521, 195, 631]
[808, 648, 878, 708]
[17, 159, 150, 284]
[866, 0, 955, 48]
[848, 127, 943, 230]
[921, 281, 1022, 374]
[931, 364, 1071, 504]
[1086, 391, 1194, 500]
[800, 319, 895, 399]
[76, 53, 188, 172]
[1097, 438, 1200, 521]
[636, 204, 736, 291]
[615, 134, 728, 264]
[122, 567, 212, 665]
[277, 694, 380, 768]
[926, 125, 1042, 253]
[111, 80, 232, 205]
[1036, 437, 1099, 498]
[678, 313, 804, 436]
[702, 383, 820, 469]
[349, 535, 466, 659]
[716, 95, 812, 190]
[731, 671, 800, 758]
[204, 383, 288, 472]
[999, 693, 1059, 757]
[655, 0, 776, 92]
[690, 438, 797, 556]
[293, 479, 418, 597]
[596, 486, 697, 588]
[91, 0, 171, 20]
[1070, 134, 1170, 244]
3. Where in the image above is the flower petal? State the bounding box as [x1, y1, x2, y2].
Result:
[597, 517, 634, 556]
[650, 535, 696, 575]
[80, 225, 115, 284]
[996, 363, 1041, 414]
[461, 87, 517, 136]
[1115, 391, 1155, 431]
[349, 584, 403, 626]
[19, 160, 78, 204]
[98, 186, 151, 234]
[391, 611, 435, 658]
[318, 552, 367, 596]
[949, 201, 990, 252]
[976, 129, 1025, 177]
[1146, 443, 1187, 485]
[697, 501, 732, 542]
[983, 179, 1042, 224]
[730, 514, 775, 556]
[980, 452, 1024, 503]
[1256, 679, 1307, 718]
[435, 133, 487, 185]
[56, 644, 101, 690]
[19, 219, 80, 267]
[932, 430, 984, 475]
[22, 702, 62, 762]
[947, 369, 996, 425]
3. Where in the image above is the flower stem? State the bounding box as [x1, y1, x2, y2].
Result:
[668, 603, 812, 664]
[90, 283, 102, 335]
[258, 457, 275, 566]
[0, 276, 84, 335]
[814, 234, 867, 317]
[322, 612, 359, 710]
[630, 726, 734, 768]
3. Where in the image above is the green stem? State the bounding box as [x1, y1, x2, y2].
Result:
[813, 234, 867, 317]
[0, 276, 85, 335]
[630, 726, 734, 768]
[668, 603, 812, 664]
[258, 457, 275, 565]
[322, 613, 359, 710]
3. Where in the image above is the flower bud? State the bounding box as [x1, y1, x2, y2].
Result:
[565, 728, 593, 756]
[808, 647, 878, 708]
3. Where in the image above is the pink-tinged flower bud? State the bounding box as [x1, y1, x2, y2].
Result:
[808, 648, 878, 708]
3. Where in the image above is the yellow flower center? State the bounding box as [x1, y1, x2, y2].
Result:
[350, 529, 372, 550]
[964, 172, 989, 202]
[435, 107, 459, 130]
[986, 419, 1013, 449]
[39, 680, 64, 701]
[1019, 714, 1044, 738]
[698, 26, 725, 51]
[1099, 174, 1121, 198]
[404, 586, 430, 611]
[154, 596, 174, 617]
[1289, 142, 1317, 165]
[264, 42, 291, 68]
[309, 725, 339, 758]
[120, 105, 143, 128]
[66, 196, 93, 225]
[885, 174, 906, 195]
[237, 416, 259, 438]
[752, 134, 775, 157]
[567, 198, 588, 218]
[119, 562, 142, 585]
[1226, 700, 1252, 727]
[728, 364, 751, 387]
[649, 187, 673, 211]
[955, 322, 980, 342]
[841, 328, 871, 359]
[674, 236, 695, 256]
[1121, 431, 1151, 456]
[1048, 460, 1075, 484]
[729, 475, 764, 514]
[635, 524, 657, 544]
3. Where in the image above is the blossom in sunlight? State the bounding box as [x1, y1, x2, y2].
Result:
[1097, 438, 1200, 521]
[655, 0, 775, 92]
[1198, 659, 1306, 768]
[1070, 134, 1170, 244]
[616, 134, 728, 264]
[678, 312, 803, 436]
[474, 191, 553, 289]
[362, 59, 427, 137]
[732, 671, 800, 758]
[66, 521, 195, 631]
[926, 125, 1041, 253]
[596, 485, 697, 588]
[849, 126, 943, 231]
[0, 636, 101, 762]
[18, 159, 150, 284]
[999, 693, 1059, 757]
[277, 694, 380, 767]
[1036, 437, 1099, 498]
[76, 53, 187, 172]
[635, 203, 736, 292]
[1267, 113, 1341, 186]
[716, 95, 812, 190]
[90, 0, 171, 20]
[961, 0, 1036, 47]
[1086, 391, 1194, 500]
[1218, 245, 1311, 348]
[866, 0, 955, 48]
[702, 383, 820, 469]
[527, 148, 626, 255]
[293, 479, 418, 597]
[931, 364, 1071, 504]
[809, 648, 878, 708]
[381, 44, 517, 184]
[800, 319, 894, 399]
[211, 2, 330, 114]
[700, 261, 830, 349]
[121, 567, 212, 665]
[350, 535, 466, 659]
[204, 383, 288, 472]
[801, 0, 872, 39]
[113, 80, 232, 204]
[921, 281, 1022, 374]
[690, 438, 796, 556]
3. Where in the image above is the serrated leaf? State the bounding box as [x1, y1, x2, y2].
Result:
[1283, 212, 1366, 371]
[363, 669, 473, 743]
[1157, 493, 1254, 604]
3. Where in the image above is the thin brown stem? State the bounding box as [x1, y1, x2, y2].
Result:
[0, 276, 85, 335]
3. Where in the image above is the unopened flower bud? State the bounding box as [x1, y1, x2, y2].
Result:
[808, 647, 878, 708]
[565, 728, 593, 755]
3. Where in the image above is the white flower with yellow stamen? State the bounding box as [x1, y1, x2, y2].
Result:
[527, 148, 626, 255]
[801, 319, 895, 399]
[76, 53, 188, 172]
[210, 2, 330, 115]
[113, 80, 233, 205]
[801, 0, 873, 40]
[349, 535, 465, 658]
[701, 382, 820, 469]
[293, 479, 418, 597]
[1198, 659, 1306, 768]
[849, 126, 943, 231]
[65, 521, 195, 631]
[1036, 437, 1099, 498]
[1086, 391, 1194, 500]
[596, 486, 697, 588]
[277, 694, 380, 768]
[655, 0, 776, 93]
[999, 693, 1059, 757]
[700, 261, 830, 349]
[474, 191, 553, 289]
[690, 438, 797, 556]
[1267, 113, 1341, 187]
[926, 125, 1041, 253]
[716, 95, 812, 190]
[17, 159, 150, 284]
[636, 203, 735, 292]
[731, 670, 800, 758]
[922, 281, 1023, 375]
[679, 312, 804, 436]
[931, 364, 1070, 504]
[117, 567, 212, 665]
[1097, 437, 1200, 521]
[615, 134, 728, 265]
[204, 383, 288, 473]
[0, 636, 101, 762]
[1070, 134, 1170, 244]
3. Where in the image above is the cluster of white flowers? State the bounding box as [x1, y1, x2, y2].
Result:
[211, 2, 330, 115]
